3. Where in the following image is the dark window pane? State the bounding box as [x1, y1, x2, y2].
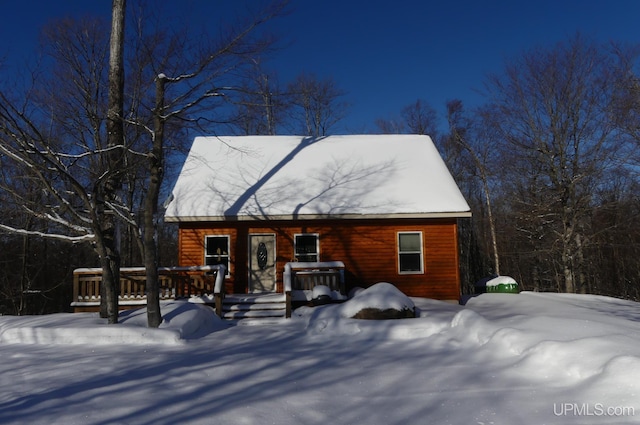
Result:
[295, 234, 318, 262]
[295, 235, 317, 254]
[205, 256, 228, 269]
[399, 253, 421, 272]
[206, 237, 228, 256]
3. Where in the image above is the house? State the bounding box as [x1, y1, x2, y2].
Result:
[164, 134, 471, 305]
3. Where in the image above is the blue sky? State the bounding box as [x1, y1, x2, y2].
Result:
[2, 0, 639, 133]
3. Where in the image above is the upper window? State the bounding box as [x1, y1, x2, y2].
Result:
[294, 234, 319, 262]
[398, 232, 423, 274]
[205, 235, 230, 275]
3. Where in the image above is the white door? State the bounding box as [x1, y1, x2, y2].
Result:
[248, 234, 276, 292]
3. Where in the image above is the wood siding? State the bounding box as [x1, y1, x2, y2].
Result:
[178, 218, 461, 300]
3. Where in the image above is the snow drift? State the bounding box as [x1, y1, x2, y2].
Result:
[1, 290, 640, 424]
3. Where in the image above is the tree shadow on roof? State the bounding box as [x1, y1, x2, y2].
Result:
[223, 136, 323, 218]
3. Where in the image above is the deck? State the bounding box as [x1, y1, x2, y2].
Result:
[71, 265, 226, 313]
[71, 261, 346, 319]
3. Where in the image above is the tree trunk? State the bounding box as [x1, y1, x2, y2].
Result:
[100, 0, 126, 323]
[480, 168, 500, 276]
[19, 232, 30, 316]
[562, 237, 575, 293]
[144, 74, 166, 328]
[95, 219, 119, 323]
[532, 263, 540, 292]
[575, 232, 587, 294]
[99, 243, 120, 323]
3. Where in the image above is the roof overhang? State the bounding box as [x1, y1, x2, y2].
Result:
[165, 211, 472, 223]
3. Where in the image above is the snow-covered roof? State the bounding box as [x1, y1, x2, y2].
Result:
[164, 135, 471, 221]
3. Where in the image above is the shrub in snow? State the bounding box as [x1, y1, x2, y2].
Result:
[352, 307, 415, 320]
[345, 282, 415, 320]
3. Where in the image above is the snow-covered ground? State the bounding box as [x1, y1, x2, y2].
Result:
[1, 285, 640, 424]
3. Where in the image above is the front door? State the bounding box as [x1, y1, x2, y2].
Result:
[248, 234, 276, 293]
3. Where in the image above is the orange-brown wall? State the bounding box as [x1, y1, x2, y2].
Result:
[177, 218, 461, 300]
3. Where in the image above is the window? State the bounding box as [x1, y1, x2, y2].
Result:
[294, 234, 319, 262]
[205, 235, 230, 274]
[398, 232, 423, 274]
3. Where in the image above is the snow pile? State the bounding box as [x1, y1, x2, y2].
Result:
[299, 283, 428, 338]
[341, 281, 415, 316]
[0, 301, 227, 345]
[2, 290, 640, 424]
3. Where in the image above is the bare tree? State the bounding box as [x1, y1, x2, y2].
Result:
[375, 99, 439, 137]
[485, 35, 636, 293]
[446, 100, 501, 276]
[0, 88, 125, 319]
[126, 0, 288, 327]
[0, 1, 128, 324]
[374, 116, 405, 134]
[0, 0, 288, 326]
[230, 62, 286, 135]
[287, 73, 349, 136]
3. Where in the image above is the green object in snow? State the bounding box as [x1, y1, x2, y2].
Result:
[486, 282, 519, 293]
[481, 275, 520, 294]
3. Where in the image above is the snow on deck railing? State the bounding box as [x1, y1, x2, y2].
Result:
[283, 261, 345, 292]
[72, 265, 227, 316]
[73, 265, 224, 274]
[283, 261, 345, 318]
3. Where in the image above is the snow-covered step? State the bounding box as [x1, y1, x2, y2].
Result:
[223, 309, 286, 320]
[224, 302, 287, 311]
[224, 294, 286, 303]
[222, 293, 287, 320]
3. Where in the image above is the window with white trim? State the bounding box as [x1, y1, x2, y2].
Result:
[205, 235, 230, 275]
[294, 234, 319, 262]
[398, 231, 424, 274]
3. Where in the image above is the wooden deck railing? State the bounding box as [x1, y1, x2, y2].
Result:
[283, 261, 345, 318]
[72, 265, 226, 315]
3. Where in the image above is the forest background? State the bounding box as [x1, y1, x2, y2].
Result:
[1, 0, 640, 316]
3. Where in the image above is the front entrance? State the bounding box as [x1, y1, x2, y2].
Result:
[248, 234, 277, 293]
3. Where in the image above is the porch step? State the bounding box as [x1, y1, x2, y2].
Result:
[222, 293, 287, 320]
